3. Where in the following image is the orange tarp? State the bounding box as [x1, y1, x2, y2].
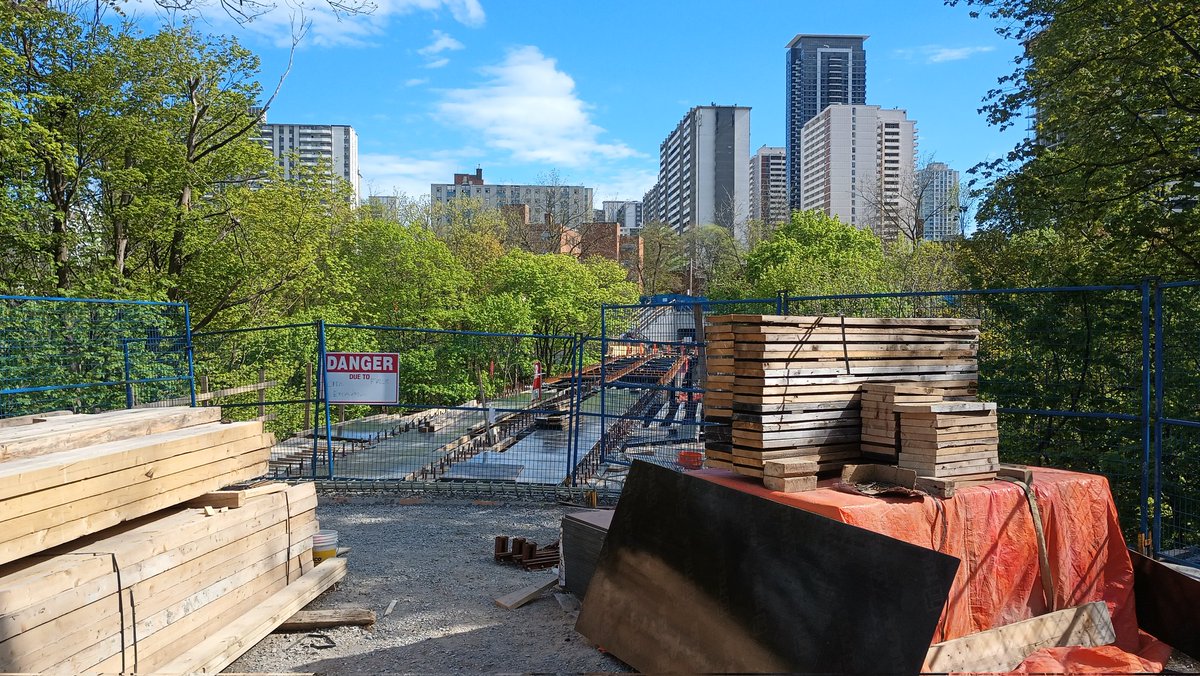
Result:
[692, 467, 1168, 671]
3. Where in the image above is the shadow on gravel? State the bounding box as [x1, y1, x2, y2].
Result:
[292, 622, 625, 673]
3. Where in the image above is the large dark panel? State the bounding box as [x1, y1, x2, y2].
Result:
[1131, 551, 1200, 660]
[575, 460, 959, 674]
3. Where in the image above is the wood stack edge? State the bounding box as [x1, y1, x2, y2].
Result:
[0, 407, 346, 674]
[702, 314, 1003, 496]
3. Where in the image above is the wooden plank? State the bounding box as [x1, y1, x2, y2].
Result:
[186, 482, 288, 510]
[922, 602, 1115, 673]
[894, 401, 997, 414]
[0, 420, 263, 500]
[136, 380, 280, 408]
[276, 608, 376, 631]
[0, 410, 73, 429]
[710, 314, 980, 328]
[762, 475, 818, 493]
[763, 458, 819, 477]
[0, 407, 222, 460]
[493, 576, 560, 610]
[154, 558, 348, 674]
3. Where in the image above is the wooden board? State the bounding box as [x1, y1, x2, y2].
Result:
[762, 475, 818, 493]
[0, 407, 222, 461]
[276, 608, 376, 631]
[153, 558, 348, 674]
[575, 460, 960, 674]
[923, 602, 1115, 673]
[493, 576, 560, 610]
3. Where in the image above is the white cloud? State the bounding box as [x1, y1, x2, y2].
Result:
[435, 46, 638, 167]
[359, 153, 463, 198]
[894, 44, 996, 64]
[418, 29, 464, 56]
[405, 77, 430, 86]
[180, 0, 485, 49]
[592, 167, 659, 203]
[425, 57, 450, 69]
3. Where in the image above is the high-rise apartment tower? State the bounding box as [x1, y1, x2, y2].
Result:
[786, 34, 867, 210]
[253, 123, 361, 203]
[645, 105, 751, 237]
[750, 146, 789, 226]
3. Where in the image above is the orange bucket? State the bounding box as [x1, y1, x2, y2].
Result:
[677, 451, 703, 470]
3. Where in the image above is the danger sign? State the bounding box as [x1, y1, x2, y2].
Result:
[324, 352, 400, 404]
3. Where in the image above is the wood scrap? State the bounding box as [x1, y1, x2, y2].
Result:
[276, 608, 375, 632]
[923, 601, 1115, 673]
[494, 576, 559, 610]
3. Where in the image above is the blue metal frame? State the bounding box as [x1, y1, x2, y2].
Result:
[318, 320, 334, 480]
[1140, 278, 1153, 546]
[1, 295, 194, 413]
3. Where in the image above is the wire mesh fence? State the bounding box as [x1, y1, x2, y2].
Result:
[0, 295, 192, 417]
[1156, 282, 1200, 563]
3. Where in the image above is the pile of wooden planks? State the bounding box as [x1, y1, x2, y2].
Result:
[705, 314, 980, 480]
[0, 407, 271, 566]
[702, 316, 735, 467]
[896, 401, 999, 481]
[860, 383, 946, 462]
[763, 458, 818, 493]
[0, 407, 347, 674]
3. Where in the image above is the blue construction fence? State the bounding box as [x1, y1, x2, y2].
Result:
[0, 295, 193, 417]
[0, 284, 1197, 561]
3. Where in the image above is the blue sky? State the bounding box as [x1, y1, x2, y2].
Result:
[163, 0, 1024, 205]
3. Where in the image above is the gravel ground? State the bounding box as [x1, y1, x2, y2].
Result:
[225, 496, 630, 674]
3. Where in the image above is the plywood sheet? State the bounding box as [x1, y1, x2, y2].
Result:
[575, 460, 959, 674]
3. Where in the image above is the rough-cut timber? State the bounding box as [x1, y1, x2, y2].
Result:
[703, 314, 982, 485]
[0, 415, 272, 566]
[0, 483, 317, 674]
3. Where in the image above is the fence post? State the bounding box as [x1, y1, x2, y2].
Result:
[318, 320, 334, 481]
[122, 339, 134, 409]
[599, 306, 608, 464]
[568, 334, 582, 486]
[1139, 278, 1152, 552]
[1152, 281, 1164, 557]
[184, 302, 197, 407]
[776, 289, 788, 315]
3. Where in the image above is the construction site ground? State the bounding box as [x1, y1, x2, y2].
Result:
[224, 497, 630, 673]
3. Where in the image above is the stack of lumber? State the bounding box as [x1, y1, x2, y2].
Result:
[763, 458, 818, 493]
[707, 314, 980, 479]
[0, 407, 271, 566]
[702, 316, 735, 469]
[0, 484, 318, 673]
[895, 401, 999, 481]
[0, 407, 348, 674]
[859, 384, 946, 462]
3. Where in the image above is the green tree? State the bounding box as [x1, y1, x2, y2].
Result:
[637, 221, 684, 295]
[745, 210, 889, 297]
[682, 224, 745, 296]
[956, 0, 1200, 279]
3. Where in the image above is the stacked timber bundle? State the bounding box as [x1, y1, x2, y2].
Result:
[0, 407, 270, 565]
[702, 316, 736, 469]
[0, 407, 347, 674]
[762, 458, 818, 493]
[895, 401, 999, 481]
[709, 314, 980, 480]
[859, 383, 946, 462]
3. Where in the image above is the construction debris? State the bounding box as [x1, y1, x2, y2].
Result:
[494, 575, 559, 610]
[494, 535, 560, 570]
[276, 608, 376, 632]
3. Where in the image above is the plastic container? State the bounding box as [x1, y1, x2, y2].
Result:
[312, 529, 338, 564]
